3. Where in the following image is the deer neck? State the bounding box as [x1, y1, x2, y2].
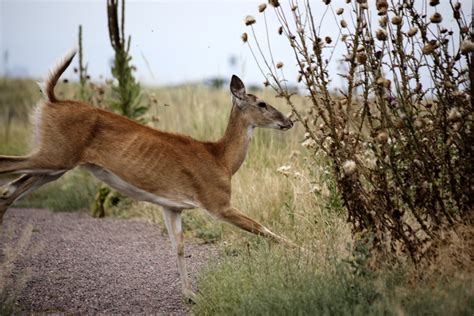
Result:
[218, 104, 254, 175]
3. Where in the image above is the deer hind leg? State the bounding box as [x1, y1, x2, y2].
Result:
[0, 172, 65, 225]
[0, 156, 31, 174]
[162, 207, 195, 300]
[214, 206, 297, 248]
[0, 154, 69, 175]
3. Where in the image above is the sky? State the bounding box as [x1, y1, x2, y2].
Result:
[0, 0, 471, 87]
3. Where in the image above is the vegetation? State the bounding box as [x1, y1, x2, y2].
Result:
[0, 0, 472, 314]
[243, 0, 473, 265]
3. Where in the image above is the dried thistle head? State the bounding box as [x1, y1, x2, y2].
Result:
[276, 61, 284, 69]
[268, 0, 280, 8]
[376, 131, 389, 144]
[376, 28, 388, 41]
[430, 12, 442, 23]
[422, 41, 437, 55]
[460, 40, 474, 54]
[343, 160, 357, 176]
[258, 3, 267, 12]
[325, 36, 332, 44]
[379, 15, 388, 27]
[356, 52, 367, 64]
[323, 0, 331, 4]
[376, 0, 388, 10]
[407, 27, 418, 37]
[448, 107, 462, 122]
[244, 15, 256, 26]
[336, 8, 344, 15]
[241, 32, 248, 43]
[340, 20, 348, 28]
[391, 16, 402, 25]
[429, 0, 439, 6]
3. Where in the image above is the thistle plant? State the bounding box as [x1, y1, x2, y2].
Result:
[243, 0, 473, 264]
[107, 0, 148, 122]
[92, 0, 150, 217]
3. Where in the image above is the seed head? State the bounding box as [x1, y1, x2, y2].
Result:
[269, 0, 280, 7]
[448, 107, 462, 122]
[430, 12, 442, 23]
[276, 62, 284, 69]
[414, 118, 424, 129]
[376, 0, 388, 11]
[241, 32, 248, 43]
[340, 20, 348, 28]
[342, 160, 357, 176]
[356, 52, 367, 64]
[325, 36, 332, 44]
[244, 15, 256, 26]
[391, 16, 402, 25]
[278, 26, 283, 35]
[336, 8, 344, 15]
[376, 131, 389, 144]
[460, 40, 474, 54]
[302, 138, 316, 149]
[379, 16, 388, 27]
[422, 42, 437, 55]
[258, 3, 267, 12]
[323, 0, 331, 5]
[375, 28, 387, 41]
[407, 27, 418, 37]
[453, 1, 461, 10]
[429, 0, 439, 6]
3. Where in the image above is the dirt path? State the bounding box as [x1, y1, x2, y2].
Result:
[1, 208, 214, 314]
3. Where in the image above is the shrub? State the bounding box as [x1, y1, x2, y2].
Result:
[243, 1, 473, 264]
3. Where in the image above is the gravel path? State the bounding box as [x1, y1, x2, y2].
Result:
[0, 208, 214, 314]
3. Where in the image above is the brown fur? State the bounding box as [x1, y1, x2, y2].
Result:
[0, 50, 295, 298]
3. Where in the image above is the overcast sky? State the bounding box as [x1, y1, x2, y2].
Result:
[0, 0, 470, 87]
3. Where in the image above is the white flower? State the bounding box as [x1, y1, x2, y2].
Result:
[302, 138, 317, 149]
[342, 160, 357, 176]
[277, 165, 292, 175]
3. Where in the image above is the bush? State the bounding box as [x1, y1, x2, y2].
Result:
[243, 0, 473, 264]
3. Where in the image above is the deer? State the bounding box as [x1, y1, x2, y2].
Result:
[0, 48, 295, 299]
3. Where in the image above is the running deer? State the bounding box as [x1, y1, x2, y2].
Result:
[0, 49, 295, 299]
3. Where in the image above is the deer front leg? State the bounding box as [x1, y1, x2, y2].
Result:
[0, 173, 65, 225]
[216, 206, 297, 248]
[162, 207, 195, 301]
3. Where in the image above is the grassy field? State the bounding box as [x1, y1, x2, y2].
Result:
[0, 79, 472, 315]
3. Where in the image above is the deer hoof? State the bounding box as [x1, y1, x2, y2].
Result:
[182, 288, 197, 304]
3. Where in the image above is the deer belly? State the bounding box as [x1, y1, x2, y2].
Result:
[82, 164, 198, 209]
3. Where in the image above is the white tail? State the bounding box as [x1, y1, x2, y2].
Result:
[0, 49, 295, 299]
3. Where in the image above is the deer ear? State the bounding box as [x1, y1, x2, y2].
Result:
[230, 75, 246, 100]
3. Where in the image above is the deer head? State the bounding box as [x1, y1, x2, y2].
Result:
[230, 75, 293, 131]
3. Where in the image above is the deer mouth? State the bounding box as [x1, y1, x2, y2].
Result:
[278, 121, 294, 130]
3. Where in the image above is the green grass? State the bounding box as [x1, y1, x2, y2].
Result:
[14, 170, 97, 212]
[193, 244, 474, 316]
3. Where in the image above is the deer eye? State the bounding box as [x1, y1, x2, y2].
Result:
[257, 102, 267, 108]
